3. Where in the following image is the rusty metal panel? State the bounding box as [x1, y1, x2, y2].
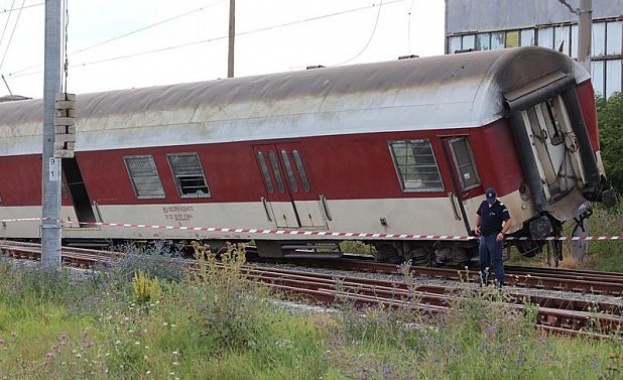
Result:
[446, 0, 623, 34]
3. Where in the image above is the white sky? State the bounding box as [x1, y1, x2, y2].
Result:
[0, 0, 445, 99]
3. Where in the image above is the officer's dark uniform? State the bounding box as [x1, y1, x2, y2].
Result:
[476, 189, 511, 286]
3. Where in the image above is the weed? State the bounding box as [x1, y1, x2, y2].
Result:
[131, 270, 163, 304]
[184, 243, 275, 351]
[340, 240, 376, 255]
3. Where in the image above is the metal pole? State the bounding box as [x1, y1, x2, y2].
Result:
[41, 0, 63, 270]
[570, 0, 592, 261]
[578, 0, 592, 73]
[227, 0, 235, 78]
[2, 74, 12, 95]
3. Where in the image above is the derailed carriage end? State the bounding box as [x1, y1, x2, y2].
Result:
[497, 48, 618, 260]
[513, 177, 617, 259]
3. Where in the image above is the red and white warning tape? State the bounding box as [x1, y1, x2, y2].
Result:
[0, 218, 46, 223]
[1, 217, 621, 241]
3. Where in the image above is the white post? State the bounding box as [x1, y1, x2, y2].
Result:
[577, 0, 592, 73]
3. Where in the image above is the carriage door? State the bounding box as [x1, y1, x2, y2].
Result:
[440, 136, 481, 233]
[253, 144, 326, 229]
[519, 95, 586, 203]
[63, 157, 97, 225]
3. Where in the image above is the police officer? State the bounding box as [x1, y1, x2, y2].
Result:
[474, 187, 512, 287]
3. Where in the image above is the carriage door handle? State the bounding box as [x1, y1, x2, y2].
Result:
[448, 192, 461, 221]
[319, 195, 333, 221]
[260, 197, 273, 222]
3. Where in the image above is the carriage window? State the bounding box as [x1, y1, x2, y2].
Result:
[124, 155, 165, 199]
[389, 140, 443, 192]
[257, 152, 274, 193]
[268, 151, 285, 193]
[292, 150, 310, 192]
[167, 153, 210, 198]
[281, 150, 298, 193]
[448, 137, 481, 190]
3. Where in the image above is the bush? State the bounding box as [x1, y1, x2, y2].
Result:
[108, 243, 186, 282]
[184, 243, 275, 351]
[0, 258, 75, 306]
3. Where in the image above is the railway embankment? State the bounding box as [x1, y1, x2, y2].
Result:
[0, 243, 622, 378]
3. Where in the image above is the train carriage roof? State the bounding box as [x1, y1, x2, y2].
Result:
[0, 46, 588, 154]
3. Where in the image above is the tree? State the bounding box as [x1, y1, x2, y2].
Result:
[597, 92, 623, 194]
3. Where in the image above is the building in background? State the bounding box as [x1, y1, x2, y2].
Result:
[445, 0, 623, 98]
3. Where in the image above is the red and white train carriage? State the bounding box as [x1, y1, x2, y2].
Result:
[0, 46, 613, 264]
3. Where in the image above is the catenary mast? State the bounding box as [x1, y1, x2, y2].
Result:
[41, 0, 63, 269]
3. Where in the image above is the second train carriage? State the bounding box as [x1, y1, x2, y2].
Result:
[0, 46, 613, 264]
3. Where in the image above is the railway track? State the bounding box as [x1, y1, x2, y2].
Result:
[247, 266, 622, 338]
[2, 241, 622, 338]
[288, 257, 623, 296]
[0, 240, 121, 267]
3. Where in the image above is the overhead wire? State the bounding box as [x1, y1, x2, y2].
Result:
[0, 0, 15, 94]
[0, 0, 43, 87]
[83, 0, 407, 69]
[70, 0, 227, 56]
[0, 1, 41, 14]
[333, 0, 385, 66]
[0, 0, 17, 62]
[0, 0, 26, 72]
[8, 0, 409, 78]
[8, 0, 227, 76]
[1, 0, 42, 85]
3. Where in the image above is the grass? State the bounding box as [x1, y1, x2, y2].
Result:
[584, 202, 623, 272]
[0, 244, 622, 379]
